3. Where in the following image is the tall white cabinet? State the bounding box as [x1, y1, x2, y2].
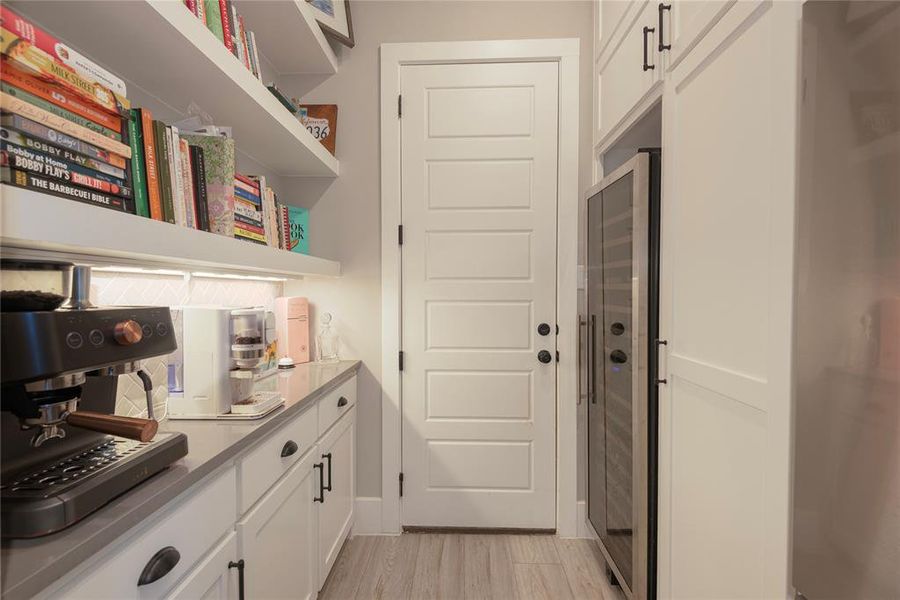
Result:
[592, 2, 802, 598]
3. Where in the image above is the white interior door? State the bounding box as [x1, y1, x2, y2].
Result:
[657, 2, 799, 598]
[400, 61, 559, 529]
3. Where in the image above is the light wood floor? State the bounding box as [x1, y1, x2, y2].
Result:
[319, 533, 627, 600]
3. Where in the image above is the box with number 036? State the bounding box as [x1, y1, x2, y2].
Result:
[296, 104, 337, 156]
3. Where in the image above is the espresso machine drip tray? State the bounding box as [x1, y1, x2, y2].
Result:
[1, 431, 188, 539]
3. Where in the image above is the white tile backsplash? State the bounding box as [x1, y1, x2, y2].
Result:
[90, 272, 283, 416]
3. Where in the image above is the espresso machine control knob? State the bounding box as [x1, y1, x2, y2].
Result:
[114, 320, 143, 345]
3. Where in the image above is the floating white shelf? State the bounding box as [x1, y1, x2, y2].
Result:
[8, 0, 339, 177]
[235, 0, 338, 75]
[0, 187, 340, 279]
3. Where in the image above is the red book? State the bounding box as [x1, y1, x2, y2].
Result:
[218, 0, 234, 53]
[137, 108, 163, 220]
[184, 0, 197, 15]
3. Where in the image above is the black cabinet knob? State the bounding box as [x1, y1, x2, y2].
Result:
[537, 350, 553, 364]
[537, 323, 551, 336]
[281, 440, 299, 458]
[137, 546, 180, 586]
[610, 350, 628, 364]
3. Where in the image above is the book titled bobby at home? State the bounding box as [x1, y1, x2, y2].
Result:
[0, 3, 313, 254]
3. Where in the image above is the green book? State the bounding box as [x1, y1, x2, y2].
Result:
[127, 110, 149, 218]
[286, 205, 309, 254]
[204, 0, 224, 44]
[152, 120, 175, 224]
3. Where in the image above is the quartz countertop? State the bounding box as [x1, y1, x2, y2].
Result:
[0, 360, 361, 599]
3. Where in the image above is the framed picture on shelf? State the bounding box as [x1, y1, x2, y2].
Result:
[306, 0, 354, 48]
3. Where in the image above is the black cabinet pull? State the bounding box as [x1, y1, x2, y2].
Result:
[323, 452, 333, 491]
[337, 396, 348, 408]
[228, 559, 245, 600]
[280, 440, 298, 458]
[658, 3, 672, 51]
[313, 463, 325, 503]
[643, 26, 656, 71]
[137, 546, 180, 586]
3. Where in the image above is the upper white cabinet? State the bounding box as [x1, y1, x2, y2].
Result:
[595, 1, 663, 148]
[659, 1, 733, 72]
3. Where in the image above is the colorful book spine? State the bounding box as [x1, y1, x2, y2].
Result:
[203, 0, 224, 43]
[0, 59, 122, 131]
[180, 133, 235, 237]
[136, 109, 162, 220]
[237, 15, 251, 71]
[189, 145, 210, 231]
[264, 187, 279, 248]
[179, 138, 196, 229]
[233, 184, 261, 206]
[230, 4, 243, 63]
[2, 142, 132, 198]
[248, 31, 262, 81]
[166, 126, 186, 227]
[0, 29, 129, 115]
[234, 227, 267, 244]
[184, 0, 197, 15]
[1, 166, 129, 212]
[233, 199, 260, 221]
[0, 5, 127, 97]
[286, 205, 309, 254]
[0, 114, 126, 169]
[218, 0, 234, 54]
[126, 111, 149, 217]
[0, 82, 121, 140]
[0, 126, 125, 179]
[152, 120, 174, 224]
[0, 92, 131, 157]
[234, 213, 265, 234]
[195, 0, 207, 26]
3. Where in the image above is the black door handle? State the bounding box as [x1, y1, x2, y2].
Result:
[313, 462, 325, 503]
[537, 350, 553, 364]
[643, 26, 656, 71]
[537, 323, 551, 336]
[337, 396, 348, 408]
[137, 546, 180, 586]
[280, 440, 298, 458]
[658, 3, 672, 51]
[323, 452, 333, 492]
[610, 350, 628, 364]
[228, 559, 245, 600]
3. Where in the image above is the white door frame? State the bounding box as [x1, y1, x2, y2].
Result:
[379, 39, 580, 536]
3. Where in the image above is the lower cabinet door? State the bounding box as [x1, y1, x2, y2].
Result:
[317, 407, 355, 589]
[166, 533, 238, 600]
[237, 449, 319, 600]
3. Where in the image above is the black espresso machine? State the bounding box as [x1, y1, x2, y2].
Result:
[0, 261, 188, 538]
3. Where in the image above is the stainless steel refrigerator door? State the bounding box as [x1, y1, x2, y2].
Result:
[586, 153, 651, 600]
[794, 2, 900, 599]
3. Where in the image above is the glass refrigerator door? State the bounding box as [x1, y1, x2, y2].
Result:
[586, 152, 651, 599]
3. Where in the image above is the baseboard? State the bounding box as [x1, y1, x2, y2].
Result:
[352, 497, 383, 535]
[576, 500, 599, 539]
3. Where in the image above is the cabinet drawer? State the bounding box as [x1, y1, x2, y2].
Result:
[318, 376, 357, 437]
[239, 404, 317, 514]
[50, 468, 236, 599]
[166, 532, 238, 599]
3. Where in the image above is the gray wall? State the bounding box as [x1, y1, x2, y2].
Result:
[281, 0, 594, 499]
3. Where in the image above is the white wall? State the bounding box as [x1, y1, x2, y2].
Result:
[280, 1, 594, 499]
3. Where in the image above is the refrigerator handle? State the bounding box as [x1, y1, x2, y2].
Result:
[589, 315, 597, 403]
[578, 316, 587, 405]
[655, 339, 668, 385]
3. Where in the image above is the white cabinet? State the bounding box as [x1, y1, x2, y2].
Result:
[237, 450, 319, 600]
[596, 1, 662, 147]
[166, 533, 238, 600]
[316, 407, 356, 589]
[656, 1, 799, 599]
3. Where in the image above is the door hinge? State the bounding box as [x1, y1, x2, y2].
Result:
[399, 472, 404, 497]
[555, 350, 560, 362]
[399, 350, 404, 371]
[398, 94, 402, 118]
[398, 224, 403, 245]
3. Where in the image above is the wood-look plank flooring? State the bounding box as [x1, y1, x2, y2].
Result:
[320, 533, 626, 600]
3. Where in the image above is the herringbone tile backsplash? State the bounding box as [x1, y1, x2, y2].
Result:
[90, 272, 283, 418]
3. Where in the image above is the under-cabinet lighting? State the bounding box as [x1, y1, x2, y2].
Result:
[191, 272, 289, 282]
[93, 266, 186, 277]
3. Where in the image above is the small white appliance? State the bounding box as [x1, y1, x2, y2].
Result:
[274, 296, 310, 364]
[167, 306, 283, 420]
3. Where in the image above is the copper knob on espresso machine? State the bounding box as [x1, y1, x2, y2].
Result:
[114, 320, 143, 345]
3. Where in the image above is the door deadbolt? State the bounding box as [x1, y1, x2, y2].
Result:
[609, 350, 628, 364]
[537, 323, 551, 336]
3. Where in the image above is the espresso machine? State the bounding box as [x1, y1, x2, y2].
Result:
[0, 262, 188, 538]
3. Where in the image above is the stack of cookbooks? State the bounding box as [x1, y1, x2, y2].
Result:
[183, 0, 263, 81]
[0, 5, 134, 213]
